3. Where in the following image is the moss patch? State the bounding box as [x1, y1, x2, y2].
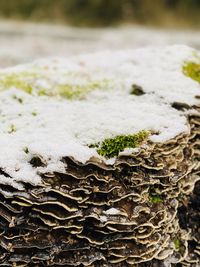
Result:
[12, 94, 24, 104]
[91, 130, 149, 158]
[57, 79, 110, 99]
[0, 72, 110, 100]
[0, 72, 39, 94]
[183, 61, 200, 83]
[149, 195, 162, 204]
[173, 239, 180, 250]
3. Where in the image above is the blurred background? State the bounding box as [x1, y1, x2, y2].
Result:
[0, 0, 200, 67]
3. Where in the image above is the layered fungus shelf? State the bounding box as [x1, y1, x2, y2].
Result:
[0, 45, 199, 267]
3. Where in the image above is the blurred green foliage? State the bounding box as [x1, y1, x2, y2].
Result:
[0, 0, 200, 27]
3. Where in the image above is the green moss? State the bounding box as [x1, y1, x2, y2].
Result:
[149, 195, 162, 204]
[183, 61, 200, 83]
[57, 79, 110, 99]
[31, 111, 37, 116]
[58, 84, 91, 99]
[0, 72, 38, 93]
[173, 239, 180, 250]
[0, 72, 110, 100]
[91, 130, 149, 158]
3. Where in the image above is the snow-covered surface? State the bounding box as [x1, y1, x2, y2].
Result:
[104, 208, 121, 216]
[1, 20, 200, 68]
[0, 45, 199, 188]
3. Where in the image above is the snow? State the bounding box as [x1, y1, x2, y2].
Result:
[99, 216, 107, 223]
[104, 208, 121, 215]
[1, 20, 200, 68]
[0, 45, 199, 189]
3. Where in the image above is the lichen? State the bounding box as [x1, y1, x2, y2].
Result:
[183, 61, 200, 83]
[91, 130, 149, 158]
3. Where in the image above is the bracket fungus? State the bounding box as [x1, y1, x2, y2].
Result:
[0, 45, 199, 266]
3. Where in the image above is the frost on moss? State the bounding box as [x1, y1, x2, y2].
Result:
[183, 61, 200, 83]
[91, 130, 149, 158]
[0, 71, 110, 100]
[0, 72, 38, 94]
[57, 79, 110, 99]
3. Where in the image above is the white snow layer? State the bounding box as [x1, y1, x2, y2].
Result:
[104, 208, 121, 216]
[0, 45, 199, 188]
